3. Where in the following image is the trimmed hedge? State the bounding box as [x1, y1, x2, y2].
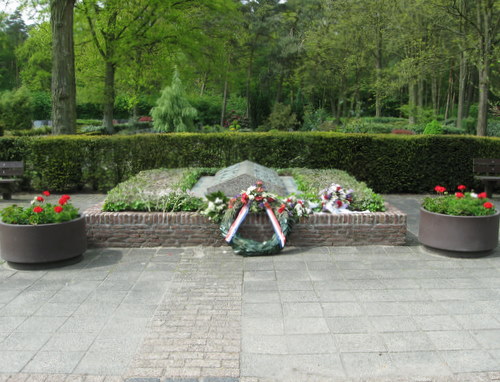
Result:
[1, 132, 500, 193]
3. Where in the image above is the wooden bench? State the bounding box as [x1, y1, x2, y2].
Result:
[0, 161, 24, 200]
[473, 158, 500, 198]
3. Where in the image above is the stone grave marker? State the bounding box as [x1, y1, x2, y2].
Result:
[205, 160, 288, 197]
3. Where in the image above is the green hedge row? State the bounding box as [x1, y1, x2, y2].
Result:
[1, 132, 500, 193]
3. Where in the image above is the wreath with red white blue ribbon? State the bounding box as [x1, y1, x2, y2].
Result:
[219, 181, 308, 256]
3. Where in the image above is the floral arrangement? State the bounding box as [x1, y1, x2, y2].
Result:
[422, 185, 496, 216]
[0, 191, 80, 225]
[318, 183, 354, 213]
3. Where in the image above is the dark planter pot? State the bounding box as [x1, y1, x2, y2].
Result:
[419, 208, 500, 252]
[0, 216, 87, 264]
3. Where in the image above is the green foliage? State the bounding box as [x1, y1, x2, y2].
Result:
[189, 94, 222, 127]
[31, 91, 51, 120]
[2, 133, 500, 194]
[422, 193, 496, 216]
[264, 103, 299, 131]
[102, 168, 215, 212]
[0, 87, 33, 131]
[151, 70, 198, 132]
[301, 108, 330, 131]
[487, 119, 500, 137]
[10, 126, 51, 136]
[423, 120, 443, 135]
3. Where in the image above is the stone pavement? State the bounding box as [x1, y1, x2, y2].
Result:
[0, 193, 500, 381]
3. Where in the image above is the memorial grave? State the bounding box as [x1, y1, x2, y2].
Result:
[84, 161, 407, 248]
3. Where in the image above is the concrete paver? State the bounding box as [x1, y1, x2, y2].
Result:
[0, 193, 500, 381]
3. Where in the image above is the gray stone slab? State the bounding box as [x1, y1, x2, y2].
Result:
[73, 350, 134, 375]
[241, 353, 346, 379]
[341, 352, 395, 377]
[242, 318, 283, 336]
[283, 302, 323, 318]
[383, 332, 435, 352]
[335, 333, 387, 353]
[14, 316, 67, 333]
[413, 315, 462, 330]
[472, 329, 500, 349]
[321, 302, 364, 317]
[201, 160, 289, 197]
[285, 334, 336, 354]
[390, 351, 450, 376]
[427, 330, 482, 350]
[0, 350, 34, 372]
[326, 316, 372, 334]
[453, 314, 500, 330]
[23, 350, 84, 373]
[242, 335, 287, 354]
[440, 350, 500, 373]
[242, 303, 282, 318]
[284, 317, 329, 334]
[0, 331, 52, 351]
[370, 315, 419, 332]
[41, 332, 96, 352]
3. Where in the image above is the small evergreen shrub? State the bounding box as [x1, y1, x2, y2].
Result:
[265, 103, 299, 131]
[423, 120, 443, 135]
[151, 70, 197, 132]
[0, 87, 34, 131]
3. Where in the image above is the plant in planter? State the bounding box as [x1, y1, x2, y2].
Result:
[419, 185, 499, 252]
[0, 191, 87, 264]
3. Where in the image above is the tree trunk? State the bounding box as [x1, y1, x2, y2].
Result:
[245, 48, 254, 119]
[50, 0, 76, 135]
[431, 76, 438, 114]
[220, 76, 228, 127]
[103, 60, 116, 134]
[408, 83, 417, 125]
[374, 22, 383, 117]
[417, 78, 424, 110]
[457, 52, 467, 129]
[476, 64, 489, 136]
[444, 66, 454, 121]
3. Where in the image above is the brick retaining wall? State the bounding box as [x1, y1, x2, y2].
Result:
[84, 203, 406, 247]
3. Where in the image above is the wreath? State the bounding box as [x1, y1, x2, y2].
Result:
[217, 181, 308, 256]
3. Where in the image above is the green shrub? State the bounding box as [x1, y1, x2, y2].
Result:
[31, 91, 51, 120]
[151, 70, 197, 132]
[462, 117, 476, 134]
[265, 103, 299, 131]
[487, 119, 500, 137]
[10, 126, 52, 136]
[423, 120, 443, 135]
[0, 87, 34, 131]
[1, 133, 500, 193]
[301, 108, 330, 131]
[189, 94, 221, 126]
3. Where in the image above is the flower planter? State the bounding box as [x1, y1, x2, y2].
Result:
[0, 216, 87, 264]
[418, 208, 500, 252]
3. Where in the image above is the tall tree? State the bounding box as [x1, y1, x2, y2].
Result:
[50, 0, 76, 134]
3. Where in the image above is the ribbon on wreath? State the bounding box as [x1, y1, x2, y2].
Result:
[225, 201, 252, 243]
[224, 200, 286, 249]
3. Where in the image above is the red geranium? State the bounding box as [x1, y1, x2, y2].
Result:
[455, 192, 464, 198]
[42, 191, 50, 197]
[59, 197, 68, 205]
[477, 192, 487, 199]
[36, 196, 44, 202]
[457, 185, 466, 191]
[33, 206, 43, 213]
[484, 202, 494, 209]
[54, 206, 63, 213]
[434, 185, 446, 193]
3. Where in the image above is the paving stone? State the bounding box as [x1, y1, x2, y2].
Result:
[440, 350, 500, 373]
[23, 351, 84, 373]
[471, 329, 500, 349]
[326, 316, 373, 334]
[282, 302, 323, 318]
[341, 352, 395, 377]
[382, 332, 435, 352]
[321, 302, 364, 317]
[0, 332, 51, 351]
[413, 315, 461, 331]
[335, 333, 387, 353]
[426, 331, 482, 350]
[242, 303, 282, 318]
[0, 351, 34, 372]
[370, 316, 419, 332]
[285, 334, 336, 354]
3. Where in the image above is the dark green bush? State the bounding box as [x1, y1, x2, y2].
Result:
[1, 133, 500, 193]
[0, 87, 34, 131]
[31, 91, 52, 120]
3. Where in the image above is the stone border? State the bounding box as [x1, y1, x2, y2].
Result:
[84, 203, 406, 248]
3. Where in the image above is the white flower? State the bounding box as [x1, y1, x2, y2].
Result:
[470, 192, 478, 198]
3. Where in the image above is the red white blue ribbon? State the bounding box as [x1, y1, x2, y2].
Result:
[264, 202, 286, 248]
[225, 201, 252, 243]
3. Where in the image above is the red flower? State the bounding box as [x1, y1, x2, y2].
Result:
[267, 197, 275, 203]
[484, 202, 494, 209]
[434, 185, 446, 193]
[36, 196, 44, 202]
[33, 206, 43, 213]
[457, 185, 466, 191]
[42, 191, 50, 197]
[278, 204, 286, 214]
[256, 180, 263, 187]
[336, 200, 342, 207]
[61, 194, 71, 201]
[255, 196, 263, 201]
[59, 197, 68, 205]
[455, 192, 464, 198]
[241, 193, 249, 204]
[478, 192, 487, 199]
[54, 206, 63, 213]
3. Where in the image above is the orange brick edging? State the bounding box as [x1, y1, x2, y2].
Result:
[83, 203, 407, 248]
